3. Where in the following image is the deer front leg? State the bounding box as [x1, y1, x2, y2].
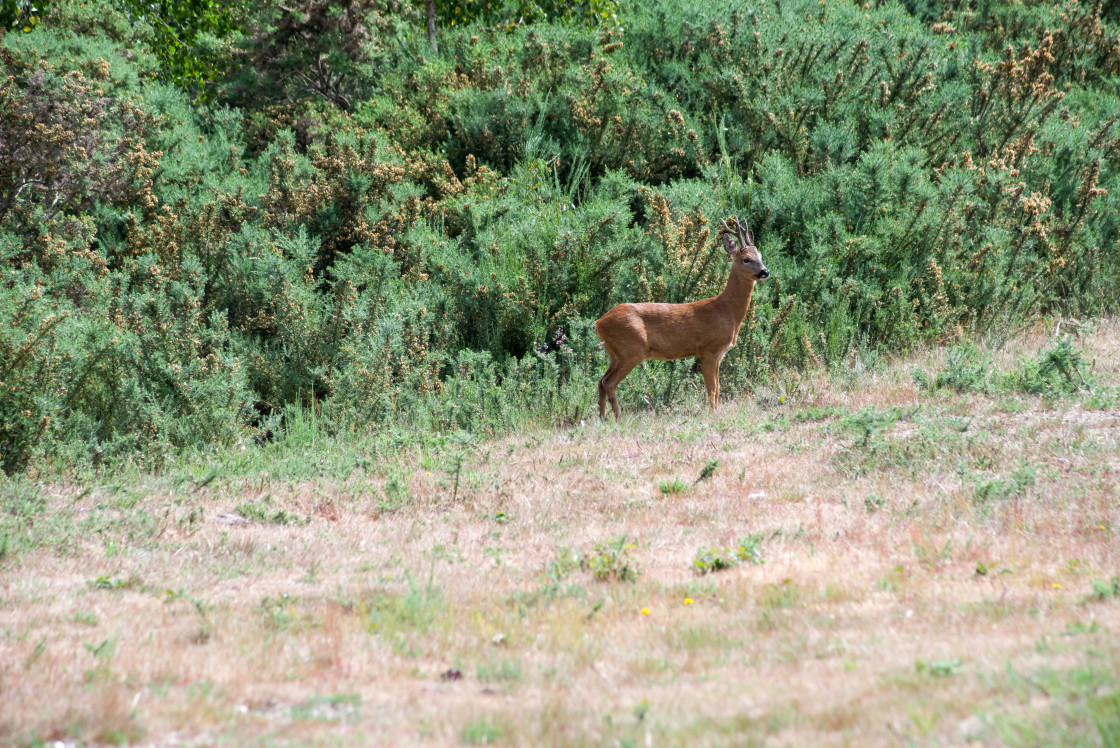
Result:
[699, 353, 721, 410]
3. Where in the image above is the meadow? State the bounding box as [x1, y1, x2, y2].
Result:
[2, 319, 1118, 745]
[3, 0, 1120, 743]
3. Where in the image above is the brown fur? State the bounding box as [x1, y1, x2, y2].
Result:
[595, 218, 769, 418]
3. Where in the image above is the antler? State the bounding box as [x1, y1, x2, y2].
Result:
[720, 216, 752, 247]
[736, 216, 750, 247]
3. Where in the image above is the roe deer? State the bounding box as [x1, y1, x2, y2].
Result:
[594, 217, 769, 419]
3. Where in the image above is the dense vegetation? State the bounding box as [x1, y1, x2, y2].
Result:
[2, 0, 1118, 475]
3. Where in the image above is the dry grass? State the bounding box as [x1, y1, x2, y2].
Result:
[3, 319, 1120, 747]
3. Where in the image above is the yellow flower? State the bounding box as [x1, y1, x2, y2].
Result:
[1051, 583, 1061, 589]
[23, 26, 33, 32]
[1100, 525, 1107, 530]
[640, 607, 650, 615]
[684, 598, 693, 605]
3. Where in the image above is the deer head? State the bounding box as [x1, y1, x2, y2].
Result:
[720, 217, 769, 281]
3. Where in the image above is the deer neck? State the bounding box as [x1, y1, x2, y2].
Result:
[718, 269, 756, 325]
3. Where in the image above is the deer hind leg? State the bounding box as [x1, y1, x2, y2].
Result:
[602, 358, 639, 420]
[598, 360, 619, 418]
[700, 353, 721, 410]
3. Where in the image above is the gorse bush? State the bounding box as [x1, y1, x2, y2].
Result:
[912, 342, 993, 393]
[1, 0, 1118, 474]
[1008, 335, 1094, 396]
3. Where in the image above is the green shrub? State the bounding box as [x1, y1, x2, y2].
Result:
[693, 536, 764, 575]
[1007, 336, 1093, 397]
[582, 535, 639, 583]
[3, 0, 1120, 473]
[913, 343, 993, 394]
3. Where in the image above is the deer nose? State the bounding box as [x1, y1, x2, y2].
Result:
[757, 268, 770, 280]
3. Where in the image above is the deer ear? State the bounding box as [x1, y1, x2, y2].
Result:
[722, 231, 739, 255]
[745, 229, 755, 246]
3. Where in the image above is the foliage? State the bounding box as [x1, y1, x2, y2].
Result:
[2, 0, 1120, 474]
[114, 0, 243, 99]
[1086, 576, 1120, 603]
[0, 0, 42, 33]
[1007, 336, 1093, 396]
[658, 478, 688, 496]
[581, 535, 639, 582]
[222, 0, 408, 115]
[693, 536, 763, 575]
[427, 0, 620, 31]
[234, 499, 306, 525]
[695, 459, 718, 483]
[913, 343, 994, 393]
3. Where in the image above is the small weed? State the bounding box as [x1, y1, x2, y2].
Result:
[72, 610, 99, 626]
[1091, 690, 1120, 746]
[864, 495, 885, 513]
[916, 657, 962, 676]
[380, 471, 411, 510]
[162, 588, 186, 603]
[476, 657, 522, 684]
[368, 560, 444, 634]
[693, 547, 738, 575]
[759, 579, 802, 609]
[793, 405, 843, 423]
[83, 637, 118, 680]
[461, 718, 502, 745]
[1083, 386, 1120, 410]
[878, 565, 910, 592]
[299, 561, 320, 584]
[972, 460, 1037, 511]
[291, 693, 360, 721]
[911, 530, 952, 570]
[261, 594, 298, 632]
[659, 478, 689, 496]
[1063, 620, 1103, 636]
[24, 636, 46, 668]
[582, 535, 640, 583]
[444, 430, 475, 503]
[1085, 576, 1120, 603]
[178, 505, 205, 532]
[190, 597, 214, 644]
[545, 547, 581, 582]
[839, 407, 909, 449]
[89, 575, 140, 591]
[695, 459, 719, 484]
[236, 499, 306, 525]
[693, 534, 764, 575]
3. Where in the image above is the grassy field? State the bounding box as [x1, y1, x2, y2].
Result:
[2, 319, 1120, 747]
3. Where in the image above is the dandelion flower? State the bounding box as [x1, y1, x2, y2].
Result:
[1051, 583, 1061, 589]
[640, 607, 650, 615]
[684, 598, 693, 605]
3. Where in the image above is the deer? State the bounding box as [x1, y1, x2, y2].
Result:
[594, 217, 770, 419]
